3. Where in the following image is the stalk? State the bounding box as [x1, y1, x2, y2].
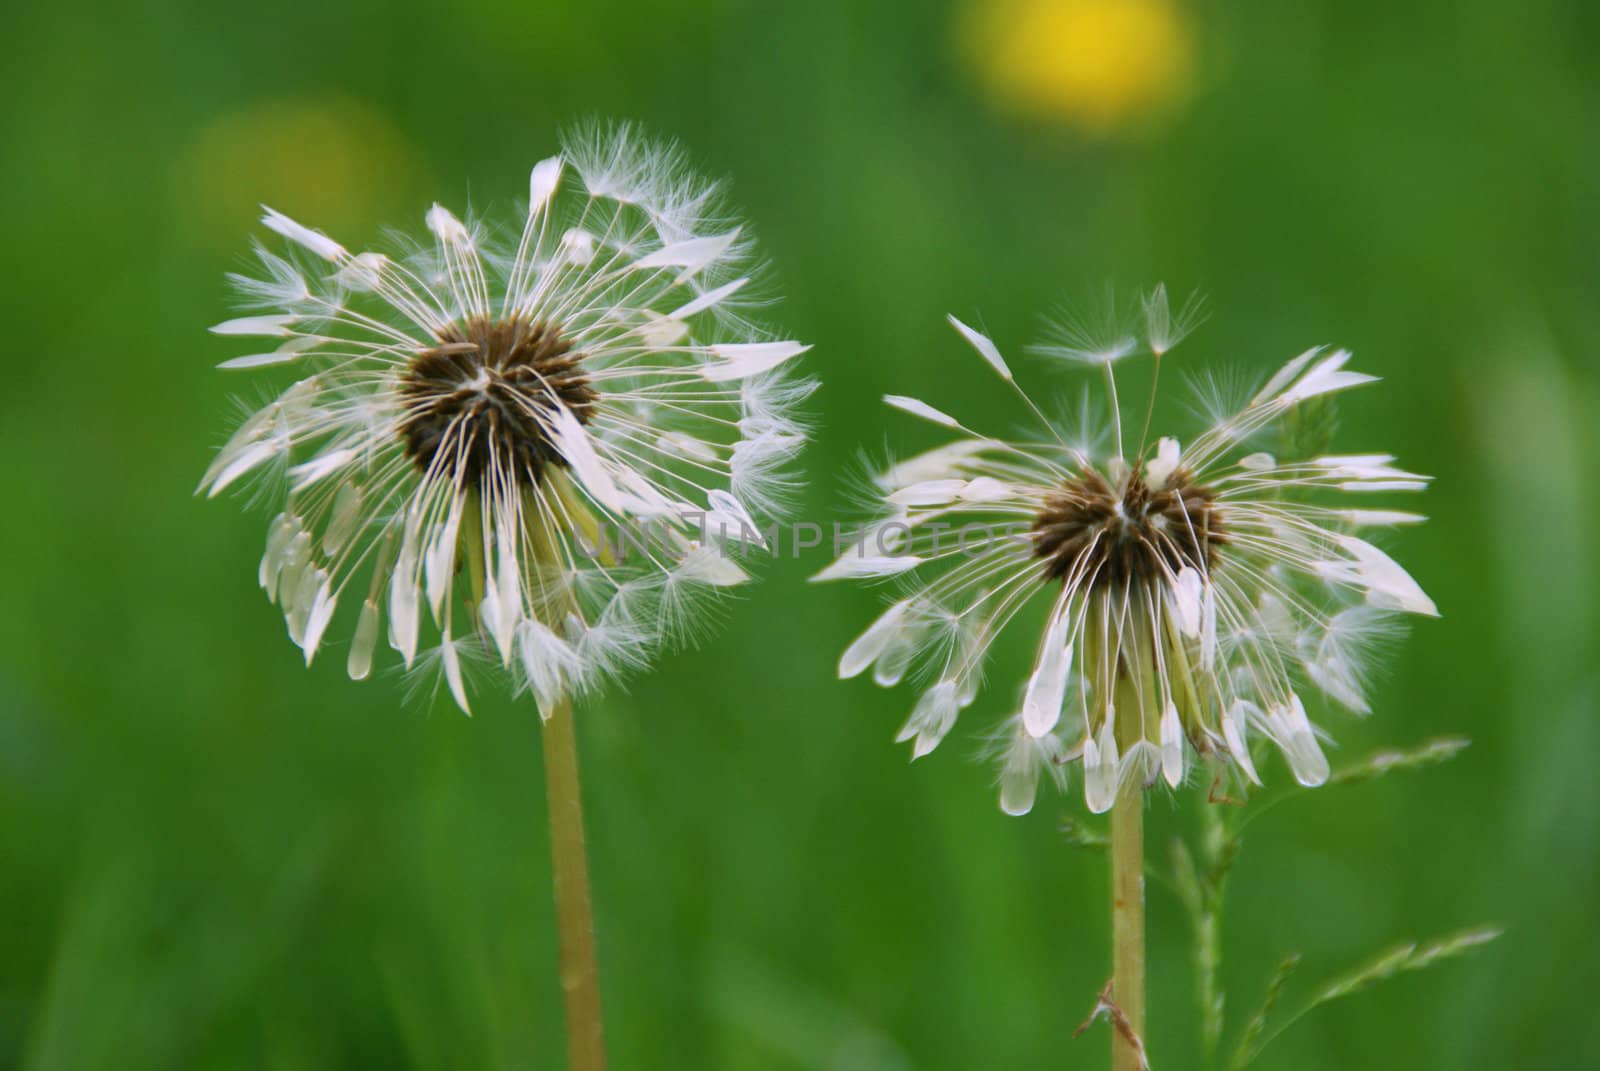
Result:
[1110, 773, 1146, 1070]
[1110, 674, 1147, 1071]
[542, 694, 607, 1070]
[1196, 800, 1228, 1068]
[512, 476, 608, 1068]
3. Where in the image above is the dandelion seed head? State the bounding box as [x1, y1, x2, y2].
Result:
[821, 297, 1434, 814]
[201, 125, 810, 714]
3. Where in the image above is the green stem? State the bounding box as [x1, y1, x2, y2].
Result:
[1196, 802, 1228, 1068]
[542, 695, 607, 1071]
[1110, 772, 1146, 1070]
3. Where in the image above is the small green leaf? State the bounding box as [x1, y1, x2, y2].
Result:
[1060, 815, 1109, 851]
[1233, 925, 1501, 1066]
[1326, 736, 1471, 787]
[1230, 954, 1301, 1070]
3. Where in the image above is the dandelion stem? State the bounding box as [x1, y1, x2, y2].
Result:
[1195, 801, 1229, 1068]
[1110, 758, 1146, 1070]
[542, 695, 607, 1071]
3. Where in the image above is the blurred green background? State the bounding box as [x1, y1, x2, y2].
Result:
[3, 0, 1597, 1067]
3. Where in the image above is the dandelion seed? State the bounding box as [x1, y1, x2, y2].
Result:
[820, 296, 1433, 815]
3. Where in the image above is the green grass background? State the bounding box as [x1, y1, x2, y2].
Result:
[2, 0, 1597, 1067]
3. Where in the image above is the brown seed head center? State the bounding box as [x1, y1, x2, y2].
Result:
[399, 315, 596, 485]
[1032, 466, 1224, 588]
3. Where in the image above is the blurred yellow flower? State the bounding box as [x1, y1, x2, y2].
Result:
[175, 98, 422, 247]
[962, 0, 1195, 133]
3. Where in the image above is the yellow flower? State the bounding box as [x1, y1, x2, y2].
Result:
[175, 97, 422, 247]
[963, 0, 1195, 133]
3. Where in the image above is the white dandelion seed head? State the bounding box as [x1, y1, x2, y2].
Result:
[1032, 285, 1143, 367]
[987, 713, 1074, 817]
[1032, 284, 1207, 367]
[822, 295, 1434, 814]
[1141, 284, 1207, 358]
[201, 125, 811, 715]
